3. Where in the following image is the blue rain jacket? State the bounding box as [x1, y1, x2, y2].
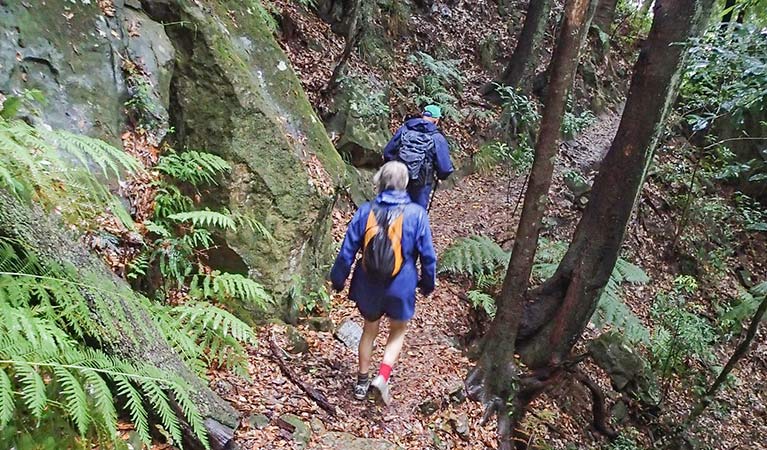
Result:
[383, 118, 454, 209]
[330, 190, 436, 321]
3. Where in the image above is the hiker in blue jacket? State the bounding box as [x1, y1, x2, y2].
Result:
[330, 161, 436, 405]
[383, 104, 454, 209]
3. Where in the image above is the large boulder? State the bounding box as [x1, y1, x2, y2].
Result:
[325, 75, 391, 169]
[0, 0, 345, 316]
[588, 332, 661, 408]
[140, 0, 345, 309]
[0, 0, 174, 146]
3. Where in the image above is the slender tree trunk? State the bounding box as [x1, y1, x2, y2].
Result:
[324, 0, 363, 96]
[593, 0, 619, 31]
[0, 190, 239, 450]
[466, 1, 597, 448]
[686, 293, 767, 425]
[484, 0, 553, 100]
[516, 0, 715, 368]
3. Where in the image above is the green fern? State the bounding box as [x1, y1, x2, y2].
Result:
[169, 301, 257, 377]
[169, 210, 237, 231]
[191, 272, 273, 309]
[156, 150, 230, 187]
[720, 280, 767, 333]
[467, 290, 497, 318]
[0, 115, 139, 227]
[0, 241, 212, 448]
[442, 235, 650, 343]
[438, 235, 510, 281]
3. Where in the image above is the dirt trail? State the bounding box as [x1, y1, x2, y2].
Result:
[222, 110, 623, 449]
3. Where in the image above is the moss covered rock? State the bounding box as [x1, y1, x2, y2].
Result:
[141, 0, 345, 313]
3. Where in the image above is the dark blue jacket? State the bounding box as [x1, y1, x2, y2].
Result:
[383, 118, 454, 182]
[330, 190, 436, 320]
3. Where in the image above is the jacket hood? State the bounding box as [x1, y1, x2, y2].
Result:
[375, 190, 411, 205]
[404, 118, 438, 133]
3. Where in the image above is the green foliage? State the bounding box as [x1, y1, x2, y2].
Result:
[407, 52, 464, 121]
[680, 24, 767, 133]
[0, 89, 45, 119]
[605, 429, 643, 450]
[442, 236, 650, 342]
[167, 300, 258, 378]
[156, 150, 231, 186]
[287, 274, 331, 316]
[0, 113, 139, 227]
[651, 276, 717, 381]
[720, 281, 767, 334]
[191, 272, 273, 310]
[338, 76, 390, 124]
[251, 0, 279, 32]
[473, 141, 533, 175]
[0, 243, 209, 448]
[495, 84, 541, 150]
[438, 235, 509, 282]
[532, 239, 651, 344]
[561, 97, 596, 139]
[169, 210, 237, 231]
[467, 290, 496, 319]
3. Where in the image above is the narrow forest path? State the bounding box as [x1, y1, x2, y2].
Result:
[221, 109, 623, 450]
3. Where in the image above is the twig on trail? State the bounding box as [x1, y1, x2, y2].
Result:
[268, 335, 337, 416]
[511, 171, 530, 216]
[571, 368, 618, 439]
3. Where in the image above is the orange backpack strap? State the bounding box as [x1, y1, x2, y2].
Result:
[363, 209, 378, 250]
[388, 212, 404, 276]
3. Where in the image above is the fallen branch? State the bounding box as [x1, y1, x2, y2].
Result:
[268, 335, 337, 416]
[572, 368, 618, 439]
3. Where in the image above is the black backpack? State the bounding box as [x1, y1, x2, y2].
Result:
[397, 128, 436, 186]
[361, 205, 405, 282]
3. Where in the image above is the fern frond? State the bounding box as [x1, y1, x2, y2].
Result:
[53, 366, 90, 435]
[156, 150, 230, 186]
[192, 272, 272, 309]
[16, 362, 47, 420]
[138, 378, 183, 446]
[168, 210, 236, 231]
[439, 235, 509, 281]
[0, 369, 13, 428]
[173, 302, 256, 345]
[81, 369, 117, 437]
[169, 381, 209, 449]
[114, 375, 151, 444]
[467, 290, 497, 318]
[49, 130, 141, 178]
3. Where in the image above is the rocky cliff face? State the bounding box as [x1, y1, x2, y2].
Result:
[0, 0, 344, 316]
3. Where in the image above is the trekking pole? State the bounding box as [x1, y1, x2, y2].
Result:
[427, 179, 439, 213]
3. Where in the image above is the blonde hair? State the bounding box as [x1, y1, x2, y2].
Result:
[373, 161, 409, 193]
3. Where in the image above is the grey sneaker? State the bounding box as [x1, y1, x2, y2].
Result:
[353, 376, 370, 400]
[370, 375, 391, 405]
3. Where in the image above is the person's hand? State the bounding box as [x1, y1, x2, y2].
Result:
[418, 278, 435, 297]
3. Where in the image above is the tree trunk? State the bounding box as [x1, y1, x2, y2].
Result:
[324, 0, 363, 96]
[516, 0, 715, 368]
[593, 0, 619, 31]
[484, 0, 553, 99]
[0, 190, 240, 450]
[686, 292, 767, 425]
[466, 0, 597, 447]
[639, 0, 654, 16]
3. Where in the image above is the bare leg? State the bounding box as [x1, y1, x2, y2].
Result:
[358, 318, 380, 375]
[381, 320, 408, 367]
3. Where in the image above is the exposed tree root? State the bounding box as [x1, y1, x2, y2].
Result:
[268, 336, 337, 416]
[572, 368, 619, 439]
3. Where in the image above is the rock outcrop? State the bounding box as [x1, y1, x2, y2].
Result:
[0, 0, 345, 316]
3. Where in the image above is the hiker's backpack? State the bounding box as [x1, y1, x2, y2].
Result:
[397, 128, 436, 186]
[362, 205, 405, 282]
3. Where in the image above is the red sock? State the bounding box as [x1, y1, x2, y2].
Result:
[378, 363, 392, 382]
